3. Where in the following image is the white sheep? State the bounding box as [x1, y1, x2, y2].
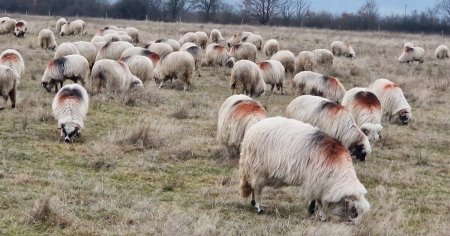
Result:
[119, 55, 153, 83]
[60, 19, 86, 36]
[91, 59, 144, 94]
[54, 42, 80, 59]
[331, 41, 356, 58]
[227, 33, 241, 48]
[195, 31, 208, 49]
[205, 43, 236, 67]
[102, 32, 133, 43]
[52, 84, 89, 142]
[368, 78, 412, 125]
[73, 41, 97, 69]
[435, 45, 449, 59]
[179, 32, 198, 46]
[95, 41, 134, 61]
[239, 116, 370, 222]
[153, 38, 181, 51]
[145, 42, 173, 58]
[398, 46, 425, 64]
[41, 55, 89, 93]
[55, 18, 67, 34]
[38, 29, 58, 50]
[286, 95, 372, 161]
[230, 42, 257, 62]
[294, 51, 316, 73]
[210, 29, 224, 43]
[271, 50, 295, 78]
[230, 60, 265, 97]
[263, 39, 279, 57]
[119, 47, 160, 65]
[242, 34, 263, 51]
[125, 27, 140, 43]
[153, 51, 195, 91]
[0, 18, 17, 34]
[313, 49, 334, 66]
[180, 43, 203, 74]
[0, 65, 20, 110]
[217, 94, 267, 158]
[13, 20, 27, 37]
[257, 60, 285, 94]
[0, 49, 25, 76]
[342, 87, 383, 144]
[293, 71, 346, 103]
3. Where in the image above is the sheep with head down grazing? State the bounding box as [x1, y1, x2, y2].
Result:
[38, 29, 58, 51]
[257, 60, 285, 95]
[0, 65, 19, 110]
[153, 51, 195, 91]
[0, 49, 25, 76]
[195, 31, 208, 49]
[95, 41, 134, 61]
[56, 18, 67, 34]
[271, 50, 295, 78]
[119, 55, 153, 83]
[13, 20, 27, 37]
[210, 29, 224, 43]
[181, 43, 203, 75]
[313, 49, 334, 66]
[293, 71, 346, 103]
[179, 32, 198, 46]
[54, 42, 80, 59]
[154, 38, 181, 51]
[205, 43, 236, 68]
[231, 60, 265, 97]
[125, 27, 140, 43]
[0, 18, 17, 34]
[331, 41, 356, 58]
[60, 19, 86, 36]
[119, 47, 160, 66]
[295, 51, 316, 73]
[41, 55, 89, 93]
[230, 43, 257, 62]
[73, 41, 97, 69]
[91, 59, 143, 94]
[144, 42, 173, 58]
[263, 39, 279, 57]
[242, 33, 263, 51]
[435, 45, 449, 59]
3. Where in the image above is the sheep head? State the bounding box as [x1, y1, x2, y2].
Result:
[59, 123, 81, 143]
[41, 81, 53, 93]
[360, 123, 383, 144]
[391, 109, 412, 125]
[325, 195, 370, 223]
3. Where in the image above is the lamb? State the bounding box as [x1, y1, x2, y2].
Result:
[119, 47, 160, 65]
[331, 41, 356, 58]
[342, 88, 383, 144]
[398, 45, 425, 64]
[313, 49, 334, 66]
[125, 27, 140, 43]
[263, 39, 279, 57]
[285, 95, 372, 161]
[195, 31, 208, 49]
[153, 51, 195, 91]
[368, 78, 412, 125]
[217, 94, 266, 158]
[205, 43, 236, 67]
[54, 42, 80, 59]
[91, 59, 144, 94]
[145, 42, 173, 58]
[210, 29, 224, 43]
[95, 41, 134, 61]
[271, 50, 295, 78]
[180, 43, 203, 74]
[239, 116, 370, 223]
[230, 60, 265, 97]
[41, 55, 89, 93]
[55, 18, 67, 33]
[0, 49, 25, 76]
[257, 60, 285, 95]
[292, 71, 346, 103]
[73, 41, 97, 69]
[119, 55, 153, 83]
[230, 43, 257, 62]
[52, 84, 89, 143]
[294, 51, 316, 73]
[13, 20, 27, 37]
[435, 45, 449, 59]
[0, 65, 20, 110]
[0, 18, 17, 34]
[38, 29, 58, 50]
[241, 34, 263, 51]
[60, 19, 86, 36]
[154, 39, 181, 51]
[179, 32, 198, 46]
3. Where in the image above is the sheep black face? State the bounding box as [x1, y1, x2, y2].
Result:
[41, 81, 53, 93]
[398, 109, 410, 125]
[327, 198, 359, 222]
[59, 124, 81, 143]
[350, 143, 366, 161]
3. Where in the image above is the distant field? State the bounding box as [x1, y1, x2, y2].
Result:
[0, 14, 449, 235]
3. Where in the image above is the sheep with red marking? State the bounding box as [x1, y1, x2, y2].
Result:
[41, 55, 89, 93]
[398, 44, 425, 64]
[257, 60, 285, 95]
[368, 78, 412, 125]
[38, 29, 58, 51]
[271, 50, 295, 78]
[293, 71, 346, 103]
[205, 43, 236, 67]
[52, 84, 89, 143]
[54, 42, 80, 59]
[286, 95, 372, 161]
[119, 55, 153, 83]
[0, 18, 17, 34]
[342, 88, 383, 144]
[210, 29, 224, 43]
[13, 20, 27, 37]
[0, 65, 19, 110]
[230, 60, 265, 97]
[95, 41, 134, 61]
[239, 116, 370, 222]
[295, 51, 316, 73]
[217, 95, 266, 158]
[91, 59, 143, 94]
[195, 31, 208, 49]
[313, 49, 334, 66]
[181, 43, 203, 74]
[331, 41, 356, 58]
[179, 32, 198, 46]
[230, 43, 257, 62]
[242, 33, 263, 51]
[55, 18, 67, 34]
[0, 49, 25, 76]
[263, 39, 279, 57]
[435, 45, 449, 59]
[125, 27, 140, 43]
[145, 42, 173, 58]
[153, 51, 195, 91]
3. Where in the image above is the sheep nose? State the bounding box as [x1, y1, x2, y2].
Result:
[64, 137, 70, 143]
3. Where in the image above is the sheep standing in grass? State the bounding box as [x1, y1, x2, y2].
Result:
[398, 45, 425, 64]
[217, 95, 266, 158]
[181, 43, 203, 75]
[286, 95, 372, 161]
[342, 88, 383, 144]
[295, 51, 316, 73]
[242, 34, 263, 51]
[95, 41, 134, 61]
[73, 41, 97, 69]
[13, 20, 27, 37]
[119, 47, 160, 65]
[195, 31, 208, 49]
[368, 78, 412, 125]
[41, 55, 89, 93]
[293, 71, 346, 103]
[230, 43, 257, 62]
[154, 39, 181, 51]
[119, 55, 154, 83]
[313, 49, 334, 66]
[0, 49, 25, 76]
[230, 60, 265, 97]
[205, 43, 236, 67]
[239, 116, 370, 222]
[38, 29, 58, 50]
[0, 18, 17, 34]
[263, 39, 279, 57]
[257, 60, 285, 95]
[54, 42, 80, 59]
[91, 59, 143, 94]
[435, 45, 449, 59]
[271, 50, 295, 78]
[153, 51, 195, 91]
[210, 29, 224, 43]
[331, 41, 356, 58]
[145, 42, 173, 58]
[179, 32, 198, 46]
[60, 19, 86, 36]
[0, 65, 20, 110]
[56, 18, 67, 34]
[125, 27, 140, 43]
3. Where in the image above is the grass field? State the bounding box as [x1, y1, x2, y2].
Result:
[0, 14, 449, 235]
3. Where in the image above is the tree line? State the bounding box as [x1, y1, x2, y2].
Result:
[2, 0, 450, 35]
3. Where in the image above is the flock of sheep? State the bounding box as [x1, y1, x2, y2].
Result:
[0, 16, 445, 224]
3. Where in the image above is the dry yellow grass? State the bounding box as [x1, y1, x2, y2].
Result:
[0, 14, 449, 235]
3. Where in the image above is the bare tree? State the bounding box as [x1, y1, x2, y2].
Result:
[191, 0, 222, 22]
[165, 0, 191, 21]
[293, 0, 310, 26]
[241, 0, 284, 24]
[358, 0, 379, 28]
[435, 0, 450, 20]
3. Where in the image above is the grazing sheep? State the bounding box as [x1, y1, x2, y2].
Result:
[230, 43, 257, 62]
[91, 59, 144, 94]
[0, 49, 25, 76]
[103, 25, 119, 31]
[119, 47, 160, 65]
[217, 94, 266, 158]
[205, 43, 236, 67]
[257, 60, 285, 94]
[195, 31, 208, 49]
[60, 19, 86, 36]
[292, 71, 346, 103]
[90, 35, 106, 51]
[13, 20, 27, 37]
[41, 55, 89, 93]
[210, 29, 224, 43]
[0, 65, 19, 110]
[342, 88, 383, 144]
[271, 50, 295, 78]
[263, 39, 279, 57]
[179, 32, 198, 46]
[52, 84, 89, 142]
[403, 42, 414, 50]
[181, 43, 203, 74]
[119, 55, 153, 83]
[285, 95, 372, 161]
[38, 29, 58, 50]
[239, 116, 370, 222]
[398, 45, 425, 64]
[227, 33, 242, 48]
[295, 51, 316, 73]
[230, 60, 265, 97]
[95, 41, 134, 61]
[331, 41, 356, 58]
[153, 51, 195, 91]
[55, 18, 67, 33]
[435, 45, 449, 59]
[368, 78, 412, 125]
[73, 41, 97, 69]
[313, 49, 334, 66]
[125, 27, 140, 43]
[54, 42, 80, 59]
[145, 42, 173, 58]
[0, 18, 17, 34]
[154, 38, 181, 51]
[242, 34, 263, 51]
[102, 32, 133, 43]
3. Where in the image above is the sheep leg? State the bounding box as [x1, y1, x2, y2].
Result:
[308, 200, 316, 215]
[54, 83, 58, 93]
[0, 95, 7, 110]
[9, 85, 16, 109]
[270, 84, 275, 94]
[158, 80, 164, 89]
[279, 83, 284, 95]
[253, 185, 264, 214]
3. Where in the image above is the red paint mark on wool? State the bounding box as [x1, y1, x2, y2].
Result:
[16, 22, 24, 27]
[214, 45, 225, 53]
[325, 102, 345, 116]
[150, 53, 160, 64]
[1, 53, 19, 63]
[354, 91, 381, 110]
[320, 135, 349, 166]
[232, 101, 266, 119]
[258, 61, 270, 71]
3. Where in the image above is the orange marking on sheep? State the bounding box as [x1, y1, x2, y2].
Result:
[1, 53, 19, 63]
[258, 61, 271, 71]
[354, 91, 381, 109]
[323, 101, 345, 116]
[232, 101, 266, 119]
[16, 22, 24, 27]
[319, 134, 350, 166]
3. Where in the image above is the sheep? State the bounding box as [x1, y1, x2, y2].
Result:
[313, 49, 334, 66]
[95, 41, 134, 61]
[54, 42, 80, 59]
[227, 33, 241, 48]
[342, 88, 383, 144]
[294, 51, 316, 73]
[0, 18, 17, 34]
[41, 55, 89, 93]
[368, 78, 412, 125]
[435, 45, 449, 59]
[38, 29, 58, 50]
[403, 42, 414, 50]
[239, 116, 370, 222]
[210, 29, 224, 43]
[217, 94, 267, 158]
[125, 27, 140, 43]
[230, 60, 265, 97]
[52, 84, 89, 143]
[0, 65, 20, 110]
[331, 41, 356, 58]
[205, 43, 236, 68]
[180, 43, 203, 74]
[0, 49, 25, 76]
[179, 32, 198, 46]
[263, 39, 279, 57]
[145, 42, 173, 58]
[398, 45, 425, 64]
[154, 39, 181, 51]
[119, 47, 160, 65]
[292, 71, 346, 103]
[55, 18, 67, 33]
[91, 59, 144, 94]
[242, 34, 263, 51]
[73, 41, 97, 69]
[195, 31, 208, 49]
[257, 60, 285, 95]
[103, 25, 119, 31]
[102, 33, 133, 43]
[60, 19, 86, 36]
[119, 55, 153, 83]
[271, 50, 295, 78]
[153, 51, 195, 91]
[285, 95, 372, 161]
[13, 20, 27, 37]
[230, 43, 257, 62]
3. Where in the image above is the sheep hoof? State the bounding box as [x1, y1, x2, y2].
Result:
[0, 106, 5, 111]
[251, 200, 256, 206]
[255, 204, 264, 214]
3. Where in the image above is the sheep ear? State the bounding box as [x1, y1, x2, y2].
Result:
[361, 127, 369, 136]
